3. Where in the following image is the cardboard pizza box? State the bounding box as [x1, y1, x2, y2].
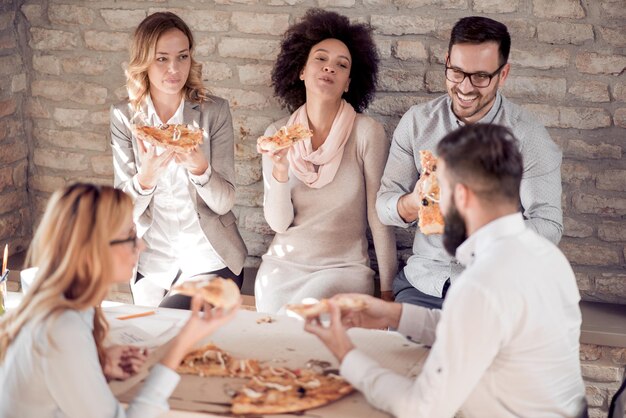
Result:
[108, 307, 429, 417]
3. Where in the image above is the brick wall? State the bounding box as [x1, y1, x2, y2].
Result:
[0, 0, 30, 256]
[0, 0, 624, 414]
[0, 0, 623, 291]
[581, 343, 626, 417]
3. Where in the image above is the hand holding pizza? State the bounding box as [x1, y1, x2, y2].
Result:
[136, 139, 174, 190]
[160, 295, 240, 371]
[103, 345, 148, 381]
[304, 301, 355, 362]
[173, 146, 209, 176]
[334, 294, 402, 331]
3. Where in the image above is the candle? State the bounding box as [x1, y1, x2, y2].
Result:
[2, 244, 6, 276]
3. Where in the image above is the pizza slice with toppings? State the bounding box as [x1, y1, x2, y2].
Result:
[230, 367, 353, 415]
[286, 295, 367, 319]
[257, 123, 313, 152]
[177, 343, 261, 378]
[416, 150, 445, 235]
[131, 123, 203, 153]
[171, 277, 240, 310]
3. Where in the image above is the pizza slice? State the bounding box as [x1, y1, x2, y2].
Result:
[171, 277, 240, 310]
[257, 123, 313, 152]
[231, 367, 353, 415]
[416, 150, 445, 235]
[286, 295, 367, 319]
[131, 123, 203, 153]
[177, 343, 261, 378]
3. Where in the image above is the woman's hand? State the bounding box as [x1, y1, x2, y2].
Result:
[160, 295, 240, 370]
[136, 139, 174, 190]
[103, 345, 148, 381]
[174, 147, 209, 176]
[258, 145, 290, 183]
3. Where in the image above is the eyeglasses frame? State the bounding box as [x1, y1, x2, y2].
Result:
[444, 60, 507, 88]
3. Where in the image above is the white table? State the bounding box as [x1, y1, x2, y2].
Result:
[105, 303, 429, 417]
[6, 292, 429, 417]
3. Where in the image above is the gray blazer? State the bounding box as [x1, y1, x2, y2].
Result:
[110, 96, 247, 275]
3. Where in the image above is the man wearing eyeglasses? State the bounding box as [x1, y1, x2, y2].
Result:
[377, 16, 563, 309]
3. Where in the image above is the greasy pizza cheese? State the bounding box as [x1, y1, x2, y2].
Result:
[132, 124, 203, 153]
[416, 150, 445, 235]
[257, 124, 313, 152]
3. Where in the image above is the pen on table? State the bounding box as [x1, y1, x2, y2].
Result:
[116, 310, 156, 320]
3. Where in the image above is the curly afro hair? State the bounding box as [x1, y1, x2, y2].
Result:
[271, 9, 379, 113]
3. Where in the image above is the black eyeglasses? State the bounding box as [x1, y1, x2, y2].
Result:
[445, 61, 506, 88]
[110, 234, 139, 250]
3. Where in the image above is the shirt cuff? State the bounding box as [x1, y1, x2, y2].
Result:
[132, 175, 155, 196]
[340, 349, 378, 386]
[189, 166, 211, 187]
[142, 363, 181, 401]
[397, 303, 431, 344]
[386, 194, 413, 228]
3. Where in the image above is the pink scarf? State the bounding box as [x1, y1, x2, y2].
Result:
[286, 100, 356, 189]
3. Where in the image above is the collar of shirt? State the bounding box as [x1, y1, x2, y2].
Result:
[445, 91, 503, 127]
[455, 212, 525, 267]
[145, 93, 185, 126]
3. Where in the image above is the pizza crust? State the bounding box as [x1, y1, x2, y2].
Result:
[131, 124, 203, 153]
[171, 277, 240, 310]
[286, 295, 367, 319]
[257, 123, 313, 152]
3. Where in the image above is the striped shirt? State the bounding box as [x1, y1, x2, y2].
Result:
[376, 92, 563, 297]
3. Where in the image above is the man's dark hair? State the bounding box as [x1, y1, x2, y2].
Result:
[448, 16, 511, 66]
[436, 124, 523, 204]
[271, 8, 379, 113]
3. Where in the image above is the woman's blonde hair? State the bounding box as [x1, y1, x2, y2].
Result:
[126, 11, 209, 111]
[0, 184, 134, 366]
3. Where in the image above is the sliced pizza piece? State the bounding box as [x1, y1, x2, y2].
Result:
[231, 367, 353, 415]
[131, 123, 203, 153]
[286, 295, 367, 319]
[257, 123, 313, 152]
[416, 150, 445, 235]
[172, 277, 240, 310]
[177, 343, 261, 378]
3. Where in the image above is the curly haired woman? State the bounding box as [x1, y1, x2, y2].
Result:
[255, 9, 397, 313]
[110, 12, 246, 308]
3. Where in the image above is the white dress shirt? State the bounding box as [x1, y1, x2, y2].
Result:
[341, 213, 586, 418]
[0, 308, 180, 418]
[135, 95, 226, 288]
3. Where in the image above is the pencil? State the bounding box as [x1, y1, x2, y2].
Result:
[116, 310, 156, 320]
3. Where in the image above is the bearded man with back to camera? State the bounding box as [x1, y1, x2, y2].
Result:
[306, 123, 587, 418]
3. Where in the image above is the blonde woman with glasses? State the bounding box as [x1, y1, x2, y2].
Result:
[0, 184, 239, 418]
[111, 12, 246, 309]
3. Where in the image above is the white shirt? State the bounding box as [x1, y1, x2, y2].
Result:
[135, 95, 226, 288]
[0, 308, 180, 418]
[341, 213, 586, 418]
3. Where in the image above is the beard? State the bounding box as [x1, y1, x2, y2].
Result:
[448, 83, 498, 123]
[442, 200, 468, 257]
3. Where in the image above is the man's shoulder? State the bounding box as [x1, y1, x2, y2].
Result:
[402, 94, 449, 120]
[498, 95, 547, 132]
